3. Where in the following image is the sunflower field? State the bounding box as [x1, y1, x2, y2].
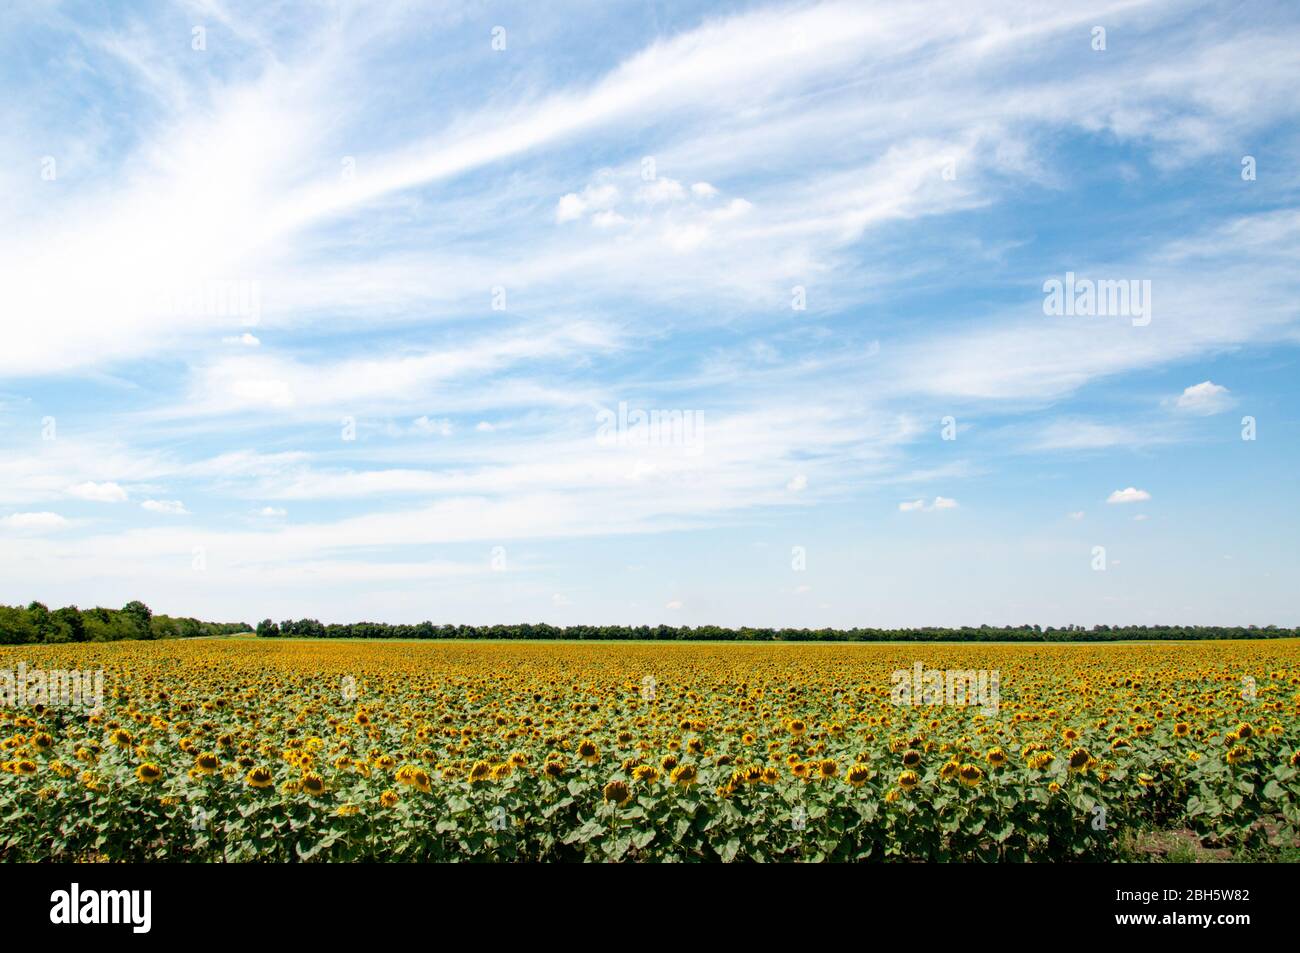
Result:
[1, 638, 1297, 862]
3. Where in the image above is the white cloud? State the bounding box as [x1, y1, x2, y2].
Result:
[475, 421, 496, 432]
[141, 499, 190, 516]
[665, 600, 683, 610]
[1107, 487, 1151, 504]
[223, 333, 261, 347]
[1068, 511, 1085, 521]
[1175, 380, 1233, 415]
[555, 183, 620, 223]
[691, 182, 719, 198]
[638, 177, 687, 204]
[67, 481, 128, 503]
[412, 416, 453, 437]
[1, 512, 69, 530]
[256, 506, 287, 518]
[786, 474, 808, 492]
[900, 496, 957, 512]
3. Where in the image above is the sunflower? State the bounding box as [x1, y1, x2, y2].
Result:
[577, 740, 600, 763]
[1173, 722, 1190, 737]
[939, 759, 960, 781]
[379, 789, 400, 808]
[897, 770, 920, 790]
[110, 728, 133, 748]
[901, 749, 922, 767]
[468, 760, 492, 783]
[602, 780, 632, 805]
[135, 762, 162, 784]
[245, 766, 274, 788]
[302, 773, 326, 796]
[632, 764, 660, 783]
[842, 763, 871, 787]
[1067, 747, 1091, 772]
[543, 759, 566, 780]
[986, 747, 1008, 767]
[957, 763, 984, 787]
[16, 759, 38, 776]
[1235, 722, 1254, 740]
[1225, 745, 1250, 765]
[817, 759, 838, 779]
[1290, 750, 1300, 768]
[670, 763, 698, 786]
[194, 752, 220, 774]
[336, 803, 361, 817]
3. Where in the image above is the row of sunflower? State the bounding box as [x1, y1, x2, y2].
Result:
[0, 638, 1296, 861]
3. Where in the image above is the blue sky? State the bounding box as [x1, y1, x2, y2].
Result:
[1, 0, 1298, 627]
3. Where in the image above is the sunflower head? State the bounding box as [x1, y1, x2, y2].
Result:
[246, 766, 274, 788]
[194, 752, 220, 774]
[135, 762, 162, 784]
[897, 770, 920, 790]
[957, 763, 984, 787]
[844, 764, 871, 787]
[670, 763, 698, 786]
[602, 779, 632, 805]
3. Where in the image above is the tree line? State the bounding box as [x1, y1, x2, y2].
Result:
[0, 601, 248, 644]
[257, 619, 1299, 642]
[2, 601, 1294, 644]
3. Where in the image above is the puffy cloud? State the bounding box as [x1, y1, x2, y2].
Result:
[141, 499, 189, 515]
[1, 512, 68, 530]
[67, 481, 127, 503]
[1107, 487, 1151, 504]
[786, 474, 808, 492]
[555, 183, 620, 223]
[412, 416, 453, 436]
[1175, 380, 1233, 415]
[900, 496, 958, 512]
